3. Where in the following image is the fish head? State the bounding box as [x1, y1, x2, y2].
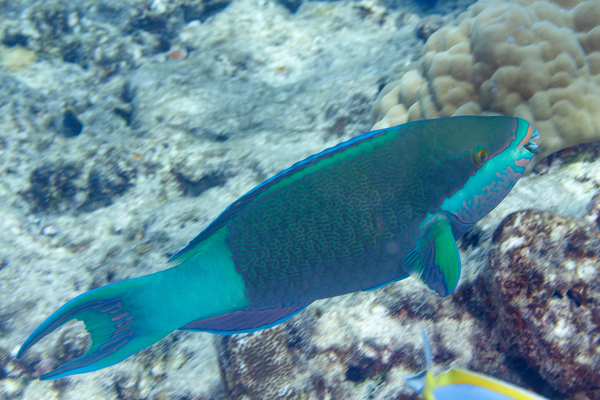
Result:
[439, 116, 539, 234]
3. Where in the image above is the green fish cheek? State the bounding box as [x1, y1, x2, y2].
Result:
[441, 153, 529, 230]
[459, 166, 523, 223]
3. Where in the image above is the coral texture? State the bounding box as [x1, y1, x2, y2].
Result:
[488, 204, 600, 393]
[216, 305, 424, 400]
[372, 0, 600, 165]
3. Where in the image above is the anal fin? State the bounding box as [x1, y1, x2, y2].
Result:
[403, 213, 461, 297]
[180, 305, 309, 334]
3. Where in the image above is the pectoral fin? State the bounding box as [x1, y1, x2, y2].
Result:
[403, 214, 460, 296]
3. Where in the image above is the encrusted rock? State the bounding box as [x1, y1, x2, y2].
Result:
[216, 297, 429, 400]
[78, 157, 136, 212]
[488, 208, 600, 393]
[23, 163, 81, 213]
[218, 326, 303, 400]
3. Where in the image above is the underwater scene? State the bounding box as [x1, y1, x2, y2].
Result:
[1, 0, 600, 399]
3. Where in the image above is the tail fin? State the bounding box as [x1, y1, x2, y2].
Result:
[17, 229, 250, 380]
[17, 275, 179, 380]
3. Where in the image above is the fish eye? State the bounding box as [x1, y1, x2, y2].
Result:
[472, 146, 489, 166]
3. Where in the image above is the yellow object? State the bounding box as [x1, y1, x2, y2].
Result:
[405, 326, 550, 400]
[421, 367, 550, 400]
[373, 0, 600, 166]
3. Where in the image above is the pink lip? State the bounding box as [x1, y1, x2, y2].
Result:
[517, 122, 535, 149]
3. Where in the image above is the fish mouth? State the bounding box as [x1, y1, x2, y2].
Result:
[523, 128, 539, 154]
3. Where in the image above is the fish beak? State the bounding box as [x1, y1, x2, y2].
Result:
[524, 128, 539, 154]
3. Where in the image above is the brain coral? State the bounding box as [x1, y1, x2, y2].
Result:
[372, 0, 600, 165]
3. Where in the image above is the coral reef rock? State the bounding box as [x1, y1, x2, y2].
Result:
[216, 297, 425, 400]
[487, 203, 600, 393]
[372, 0, 600, 165]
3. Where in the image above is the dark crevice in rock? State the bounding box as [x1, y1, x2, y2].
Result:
[62, 41, 83, 64]
[198, 1, 231, 22]
[79, 162, 135, 212]
[0, 258, 8, 272]
[2, 32, 29, 47]
[566, 288, 582, 307]
[114, 107, 133, 126]
[505, 356, 563, 399]
[451, 277, 497, 327]
[279, 0, 303, 14]
[61, 109, 84, 137]
[416, 15, 444, 41]
[324, 93, 372, 140]
[345, 364, 368, 383]
[121, 82, 135, 104]
[0, 347, 8, 379]
[431, 332, 456, 364]
[459, 226, 482, 249]
[171, 169, 229, 197]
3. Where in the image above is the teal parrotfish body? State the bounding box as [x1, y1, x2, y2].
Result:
[17, 116, 539, 380]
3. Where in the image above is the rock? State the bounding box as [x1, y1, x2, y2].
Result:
[219, 304, 421, 400]
[23, 163, 81, 213]
[488, 206, 600, 394]
[218, 326, 303, 400]
[78, 158, 136, 212]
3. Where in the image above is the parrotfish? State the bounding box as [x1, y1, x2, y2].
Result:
[406, 327, 549, 400]
[17, 116, 538, 380]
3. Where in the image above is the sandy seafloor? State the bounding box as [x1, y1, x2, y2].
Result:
[1, 0, 600, 399]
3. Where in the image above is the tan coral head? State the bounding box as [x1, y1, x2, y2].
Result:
[372, 0, 600, 167]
